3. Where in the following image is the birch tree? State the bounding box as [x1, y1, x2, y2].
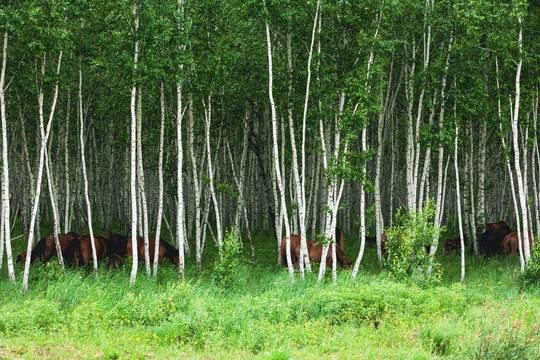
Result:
[0, 27, 14, 281]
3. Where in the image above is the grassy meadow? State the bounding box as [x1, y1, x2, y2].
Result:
[0, 229, 539, 360]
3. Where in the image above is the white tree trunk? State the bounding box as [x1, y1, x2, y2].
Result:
[79, 56, 98, 277]
[22, 51, 63, 292]
[129, 3, 139, 285]
[136, 89, 150, 275]
[44, 149, 64, 271]
[0, 29, 14, 281]
[510, 17, 531, 263]
[454, 124, 466, 283]
[263, 4, 294, 277]
[188, 94, 203, 270]
[153, 83, 166, 275]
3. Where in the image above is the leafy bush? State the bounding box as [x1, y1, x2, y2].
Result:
[384, 200, 444, 286]
[213, 229, 242, 290]
[518, 242, 540, 289]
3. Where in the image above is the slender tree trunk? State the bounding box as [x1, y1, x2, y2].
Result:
[153, 83, 166, 275]
[78, 56, 98, 277]
[263, 2, 294, 277]
[129, 2, 139, 285]
[0, 28, 14, 281]
[136, 89, 150, 275]
[23, 51, 63, 292]
[45, 149, 64, 270]
[454, 124, 466, 283]
[510, 17, 531, 263]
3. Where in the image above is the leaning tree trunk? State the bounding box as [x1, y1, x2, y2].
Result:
[79, 56, 98, 277]
[45, 149, 64, 271]
[22, 51, 63, 293]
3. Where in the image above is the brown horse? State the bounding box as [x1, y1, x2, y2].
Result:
[502, 232, 534, 257]
[72, 234, 108, 267]
[281, 230, 351, 269]
[126, 237, 180, 265]
[442, 235, 469, 255]
[485, 221, 513, 233]
[103, 232, 128, 257]
[16, 232, 79, 265]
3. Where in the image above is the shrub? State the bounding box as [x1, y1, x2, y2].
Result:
[384, 200, 444, 286]
[518, 242, 540, 289]
[213, 229, 242, 290]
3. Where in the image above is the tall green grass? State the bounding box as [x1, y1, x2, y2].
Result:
[0, 231, 539, 359]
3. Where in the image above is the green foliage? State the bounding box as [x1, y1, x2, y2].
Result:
[384, 200, 445, 286]
[213, 229, 242, 290]
[518, 242, 540, 289]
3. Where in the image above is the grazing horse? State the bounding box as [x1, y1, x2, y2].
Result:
[72, 234, 108, 267]
[485, 221, 513, 233]
[126, 237, 180, 265]
[108, 253, 122, 269]
[502, 232, 534, 257]
[16, 232, 79, 265]
[281, 228, 351, 269]
[442, 235, 469, 255]
[478, 229, 509, 256]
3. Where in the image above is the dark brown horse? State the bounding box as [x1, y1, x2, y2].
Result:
[16, 232, 79, 265]
[502, 232, 534, 257]
[126, 237, 180, 265]
[72, 234, 108, 267]
[281, 229, 351, 269]
[442, 235, 469, 255]
[485, 221, 513, 233]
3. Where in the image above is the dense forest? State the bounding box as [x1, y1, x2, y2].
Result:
[0, 0, 539, 288]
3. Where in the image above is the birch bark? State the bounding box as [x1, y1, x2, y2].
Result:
[79, 56, 98, 277]
[22, 51, 63, 292]
[153, 83, 165, 275]
[0, 28, 14, 281]
[263, 1, 294, 277]
[129, 2, 139, 285]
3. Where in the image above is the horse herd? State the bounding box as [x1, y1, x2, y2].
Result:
[281, 221, 536, 270]
[16, 232, 180, 269]
[16, 220, 533, 271]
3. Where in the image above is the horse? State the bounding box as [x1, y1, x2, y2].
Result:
[101, 232, 128, 269]
[126, 237, 180, 265]
[108, 253, 122, 269]
[103, 232, 128, 257]
[281, 228, 351, 269]
[485, 221, 513, 233]
[72, 234, 108, 267]
[17, 232, 79, 265]
[442, 235, 469, 255]
[502, 232, 534, 257]
[478, 229, 509, 256]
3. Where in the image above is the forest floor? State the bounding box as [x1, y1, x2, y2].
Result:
[0, 231, 539, 359]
